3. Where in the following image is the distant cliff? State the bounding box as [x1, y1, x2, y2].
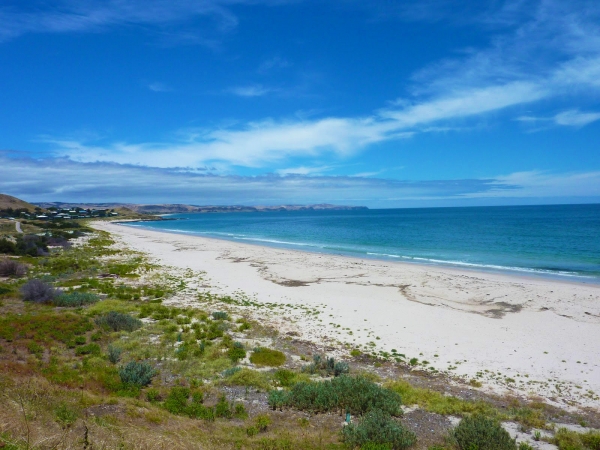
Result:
[33, 202, 368, 214]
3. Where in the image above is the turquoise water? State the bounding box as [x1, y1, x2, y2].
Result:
[125, 204, 600, 282]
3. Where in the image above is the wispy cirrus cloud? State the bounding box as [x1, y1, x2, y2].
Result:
[35, 0, 600, 171]
[0, 0, 293, 43]
[47, 117, 410, 168]
[147, 82, 173, 92]
[554, 110, 600, 127]
[227, 84, 273, 97]
[517, 109, 600, 127]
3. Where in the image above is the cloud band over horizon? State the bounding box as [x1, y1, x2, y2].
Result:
[1, 154, 599, 207]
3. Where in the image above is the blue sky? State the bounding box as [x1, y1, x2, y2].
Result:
[1, 0, 600, 207]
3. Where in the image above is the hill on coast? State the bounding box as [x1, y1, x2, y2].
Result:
[33, 202, 368, 214]
[0, 193, 39, 212]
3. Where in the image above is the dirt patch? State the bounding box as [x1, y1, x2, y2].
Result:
[85, 404, 126, 417]
[485, 302, 523, 318]
[272, 279, 311, 287]
[402, 408, 453, 449]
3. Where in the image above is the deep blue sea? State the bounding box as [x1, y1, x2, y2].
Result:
[125, 204, 600, 282]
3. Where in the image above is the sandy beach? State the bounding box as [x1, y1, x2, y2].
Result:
[94, 221, 600, 410]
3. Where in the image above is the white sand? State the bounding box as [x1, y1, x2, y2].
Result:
[94, 221, 600, 410]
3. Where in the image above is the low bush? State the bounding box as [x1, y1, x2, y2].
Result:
[212, 311, 229, 320]
[107, 345, 122, 364]
[342, 409, 417, 450]
[255, 414, 271, 432]
[552, 428, 600, 450]
[95, 311, 142, 332]
[20, 279, 61, 303]
[163, 387, 193, 415]
[0, 258, 27, 277]
[269, 375, 402, 416]
[273, 369, 299, 387]
[302, 354, 350, 377]
[119, 361, 156, 387]
[222, 367, 242, 378]
[75, 343, 101, 356]
[215, 395, 232, 418]
[250, 347, 286, 367]
[55, 403, 78, 429]
[228, 342, 246, 363]
[452, 415, 516, 450]
[53, 291, 100, 307]
[0, 238, 17, 254]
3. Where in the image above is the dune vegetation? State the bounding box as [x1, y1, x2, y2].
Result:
[0, 219, 599, 450]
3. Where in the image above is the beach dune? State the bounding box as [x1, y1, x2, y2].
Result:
[94, 221, 600, 409]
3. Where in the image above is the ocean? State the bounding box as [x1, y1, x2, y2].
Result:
[124, 204, 600, 282]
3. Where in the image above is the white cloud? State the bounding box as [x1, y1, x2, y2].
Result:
[257, 56, 291, 73]
[227, 85, 272, 97]
[47, 117, 411, 168]
[517, 108, 600, 127]
[275, 165, 333, 175]
[147, 82, 172, 92]
[382, 82, 547, 126]
[0, 0, 293, 42]
[554, 110, 600, 127]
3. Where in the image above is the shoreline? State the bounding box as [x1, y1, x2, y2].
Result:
[121, 220, 600, 287]
[93, 221, 600, 410]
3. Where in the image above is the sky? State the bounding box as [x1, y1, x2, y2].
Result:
[1, 0, 600, 208]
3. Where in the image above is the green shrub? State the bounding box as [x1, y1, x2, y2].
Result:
[55, 403, 78, 428]
[552, 428, 600, 450]
[452, 415, 516, 450]
[119, 361, 156, 387]
[146, 388, 161, 402]
[164, 387, 191, 415]
[228, 342, 246, 363]
[75, 343, 101, 356]
[250, 347, 286, 367]
[234, 403, 248, 419]
[335, 361, 350, 376]
[212, 311, 229, 320]
[162, 386, 216, 420]
[0, 238, 17, 255]
[95, 311, 142, 332]
[256, 414, 271, 432]
[107, 344, 122, 364]
[302, 354, 349, 376]
[222, 367, 242, 378]
[269, 375, 402, 416]
[54, 291, 99, 307]
[582, 432, 600, 450]
[273, 369, 298, 387]
[342, 409, 416, 450]
[28, 341, 44, 355]
[215, 395, 232, 418]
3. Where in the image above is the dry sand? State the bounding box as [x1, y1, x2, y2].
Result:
[94, 221, 600, 410]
